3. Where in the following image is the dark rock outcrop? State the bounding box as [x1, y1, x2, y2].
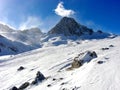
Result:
[109, 45, 114, 47]
[10, 86, 18, 90]
[101, 48, 109, 50]
[17, 66, 25, 71]
[31, 71, 45, 85]
[48, 17, 93, 36]
[18, 82, 30, 90]
[97, 61, 104, 64]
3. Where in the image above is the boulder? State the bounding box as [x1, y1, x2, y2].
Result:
[17, 66, 25, 71]
[101, 48, 109, 50]
[31, 71, 45, 85]
[71, 51, 97, 69]
[19, 82, 30, 90]
[97, 61, 104, 64]
[47, 84, 51, 87]
[10, 86, 18, 90]
[109, 45, 114, 47]
[71, 60, 82, 68]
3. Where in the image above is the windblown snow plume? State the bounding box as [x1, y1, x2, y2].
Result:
[54, 2, 75, 17]
[19, 16, 42, 30]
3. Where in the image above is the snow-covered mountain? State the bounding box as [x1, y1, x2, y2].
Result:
[0, 34, 35, 56]
[0, 17, 115, 56]
[0, 23, 14, 33]
[0, 24, 44, 55]
[0, 16, 120, 90]
[0, 35, 120, 90]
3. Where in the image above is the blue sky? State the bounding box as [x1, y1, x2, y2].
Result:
[0, 0, 120, 34]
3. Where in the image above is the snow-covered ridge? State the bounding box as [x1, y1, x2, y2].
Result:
[0, 17, 116, 56]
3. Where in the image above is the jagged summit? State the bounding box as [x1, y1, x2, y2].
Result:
[48, 17, 93, 36]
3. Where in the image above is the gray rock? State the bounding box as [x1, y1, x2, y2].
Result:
[19, 82, 29, 90]
[10, 86, 18, 90]
[17, 66, 25, 71]
[31, 71, 45, 85]
[97, 61, 104, 64]
[101, 48, 109, 50]
[48, 17, 93, 36]
[109, 45, 114, 47]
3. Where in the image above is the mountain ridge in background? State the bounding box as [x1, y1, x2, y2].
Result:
[0, 17, 116, 55]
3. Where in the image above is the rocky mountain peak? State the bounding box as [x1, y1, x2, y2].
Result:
[48, 17, 93, 36]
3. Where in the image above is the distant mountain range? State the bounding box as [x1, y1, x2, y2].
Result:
[0, 17, 115, 55]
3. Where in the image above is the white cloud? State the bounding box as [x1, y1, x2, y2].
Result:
[54, 2, 75, 17]
[19, 16, 43, 30]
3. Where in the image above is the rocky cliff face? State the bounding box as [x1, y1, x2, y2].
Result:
[49, 17, 93, 36]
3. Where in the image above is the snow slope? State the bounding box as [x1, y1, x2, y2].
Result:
[0, 36, 120, 90]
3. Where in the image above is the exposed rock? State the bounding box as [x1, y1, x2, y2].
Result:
[109, 45, 114, 47]
[71, 60, 82, 68]
[89, 51, 97, 58]
[17, 66, 25, 71]
[101, 48, 109, 50]
[19, 82, 30, 90]
[71, 51, 97, 69]
[31, 80, 37, 85]
[10, 86, 18, 90]
[47, 84, 51, 87]
[59, 78, 64, 80]
[49, 17, 94, 36]
[97, 61, 104, 64]
[52, 78, 56, 81]
[61, 82, 66, 85]
[31, 71, 45, 85]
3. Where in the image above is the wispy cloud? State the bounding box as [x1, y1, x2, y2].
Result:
[54, 2, 75, 17]
[85, 20, 102, 30]
[19, 16, 43, 30]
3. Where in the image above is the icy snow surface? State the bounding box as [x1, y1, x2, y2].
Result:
[0, 36, 120, 90]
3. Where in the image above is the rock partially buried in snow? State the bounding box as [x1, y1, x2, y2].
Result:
[18, 82, 30, 90]
[97, 61, 104, 64]
[71, 51, 97, 69]
[101, 48, 109, 50]
[109, 45, 114, 47]
[72, 60, 82, 68]
[31, 71, 45, 85]
[17, 66, 25, 71]
[10, 86, 18, 90]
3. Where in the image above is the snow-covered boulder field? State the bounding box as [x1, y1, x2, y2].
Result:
[0, 35, 120, 90]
